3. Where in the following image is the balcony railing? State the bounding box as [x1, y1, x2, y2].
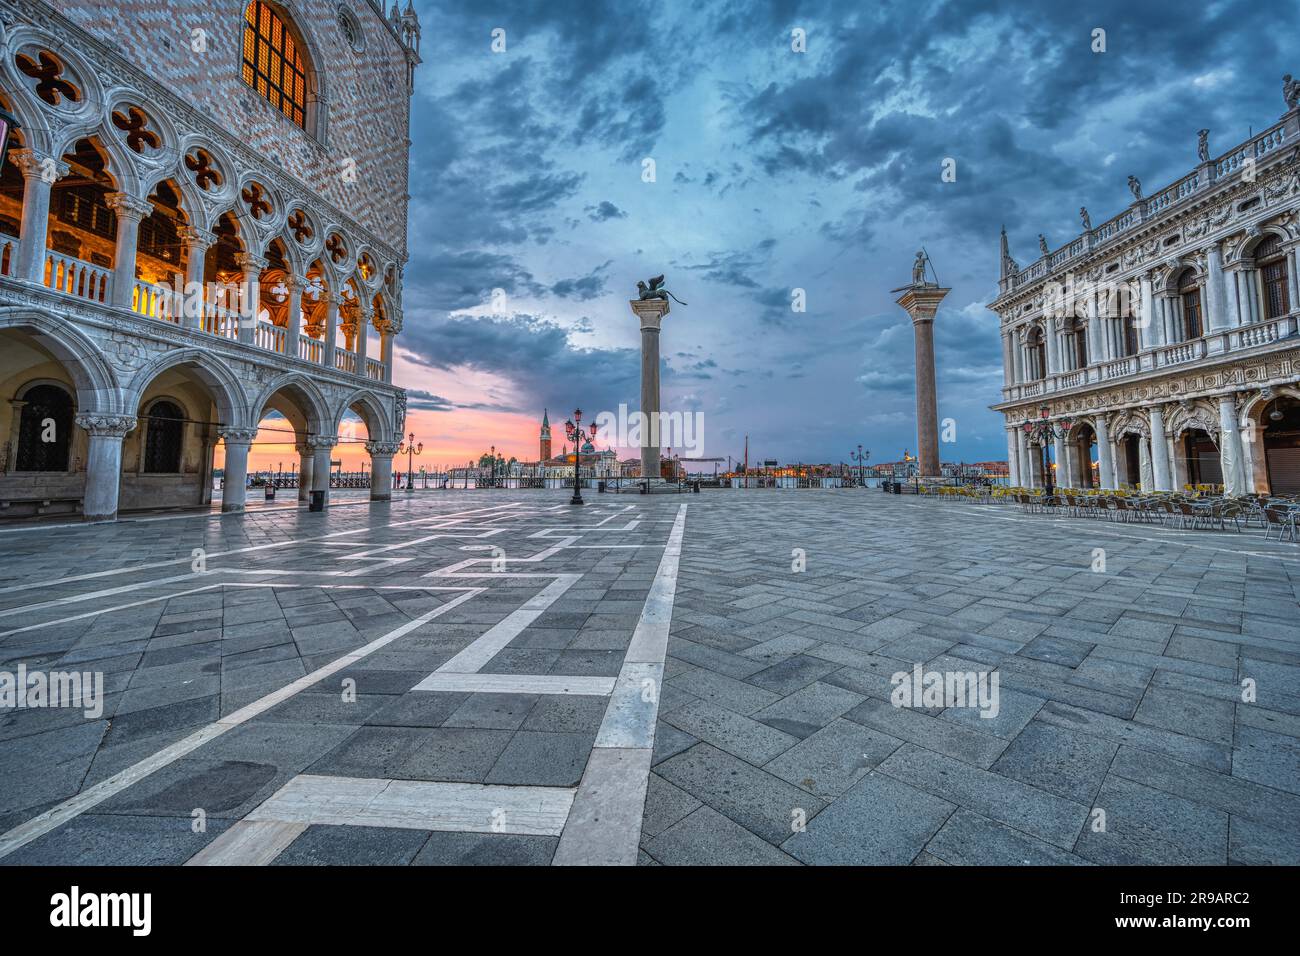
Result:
[1004, 118, 1290, 295]
[45, 251, 110, 302]
[2, 248, 388, 383]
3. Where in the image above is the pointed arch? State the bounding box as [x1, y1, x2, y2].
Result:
[333, 387, 394, 444]
[123, 347, 248, 428]
[0, 306, 120, 411]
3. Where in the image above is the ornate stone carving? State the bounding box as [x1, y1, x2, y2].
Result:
[365, 440, 401, 456]
[75, 414, 137, 437]
[217, 426, 258, 444]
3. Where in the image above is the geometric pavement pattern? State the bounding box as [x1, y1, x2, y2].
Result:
[0, 491, 1297, 865]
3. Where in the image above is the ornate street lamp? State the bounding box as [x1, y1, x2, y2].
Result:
[1020, 407, 1073, 495]
[564, 408, 598, 506]
[850, 444, 870, 487]
[399, 432, 422, 491]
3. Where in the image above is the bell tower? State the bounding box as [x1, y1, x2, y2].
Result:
[539, 409, 552, 461]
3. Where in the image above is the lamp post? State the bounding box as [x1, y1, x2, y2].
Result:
[850, 444, 869, 487]
[1020, 407, 1073, 495]
[399, 432, 422, 491]
[564, 408, 598, 506]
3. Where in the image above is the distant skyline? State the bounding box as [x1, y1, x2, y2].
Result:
[265, 0, 1300, 470]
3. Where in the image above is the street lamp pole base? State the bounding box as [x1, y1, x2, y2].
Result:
[570, 492, 584, 506]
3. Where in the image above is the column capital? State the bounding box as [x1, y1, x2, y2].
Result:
[76, 413, 137, 437]
[303, 434, 337, 450]
[366, 440, 401, 456]
[218, 426, 258, 444]
[11, 148, 68, 183]
[893, 285, 951, 324]
[630, 297, 670, 331]
[106, 192, 154, 221]
[180, 225, 217, 250]
[235, 252, 269, 273]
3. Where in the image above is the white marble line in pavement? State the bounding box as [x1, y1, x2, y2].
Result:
[413, 672, 616, 696]
[553, 502, 687, 867]
[434, 574, 581, 673]
[0, 589, 484, 861]
[190, 774, 577, 863]
[0, 502, 528, 596]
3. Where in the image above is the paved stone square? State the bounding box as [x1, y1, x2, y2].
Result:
[0, 490, 1298, 866]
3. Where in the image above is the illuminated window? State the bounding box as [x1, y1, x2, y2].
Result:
[241, 2, 309, 129]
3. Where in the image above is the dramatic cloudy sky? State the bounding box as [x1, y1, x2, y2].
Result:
[382, 0, 1299, 470]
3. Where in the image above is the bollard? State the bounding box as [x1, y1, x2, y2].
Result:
[264, 484, 275, 501]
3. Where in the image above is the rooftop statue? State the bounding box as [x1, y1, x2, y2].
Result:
[1127, 175, 1143, 201]
[637, 274, 688, 305]
[1285, 74, 1300, 111]
[1197, 129, 1210, 162]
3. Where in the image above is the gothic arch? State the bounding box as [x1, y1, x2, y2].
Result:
[333, 387, 393, 444]
[123, 347, 248, 428]
[251, 371, 331, 437]
[0, 307, 120, 412]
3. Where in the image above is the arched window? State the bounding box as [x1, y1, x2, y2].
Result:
[1256, 235, 1290, 320]
[241, 2, 310, 129]
[15, 383, 73, 472]
[143, 400, 184, 473]
[1027, 326, 1047, 380]
[1179, 271, 1203, 340]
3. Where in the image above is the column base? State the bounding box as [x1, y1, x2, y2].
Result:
[82, 510, 117, 523]
[221, 502, 245, 514]
[371, 491, 392, 502]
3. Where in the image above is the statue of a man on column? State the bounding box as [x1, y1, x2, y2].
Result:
[911, 250, 929, 286]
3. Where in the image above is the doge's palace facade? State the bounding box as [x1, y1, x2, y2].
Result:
[0, 0, 420, 520]
[992, 83, 1300, 498]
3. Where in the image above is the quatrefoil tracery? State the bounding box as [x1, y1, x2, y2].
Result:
[241, 181, 272, 219]
[111, 106, 161, 154]
[326, 232, 347, 264]
[288, 209, 314, 243]
[15, 50, 80, 106]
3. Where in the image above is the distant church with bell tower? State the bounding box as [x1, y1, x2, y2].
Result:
[539, 409, 552, 461]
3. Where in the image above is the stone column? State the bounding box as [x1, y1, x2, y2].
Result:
[355, 307, 372, 375]
[285, 274, 303, 360]
[379, 320, 396, 384]
[235, 253, 267, 344]
[1044, 320, 1061, 374]
[181, 227, 215, 329]
[1149, 405, 1172, 491]
[1016, 428, 1031, 488]
[323, 293, 340, 369]
[630, 297, 671, 482]
[1205, 242, 1230, 332]
[1012, 335, 1025, 383]
[307, 435, 336, 507]
[218, 427, 256, 513]
[1095, 418, 1114, 490]
[1218, 394, 1247, 496]
[367, 440, 400, 501]
[296, 443, 314, 502]
[106, 193, 153, 310]
[893, 284, 950, 478]
[1138, 273, 1163, 349]
[75, 414, 136, 522]
[1005, 427, 1020, 486]
[12, 150, 69, 284]
[1001, 332, 1013, 386]
[1086, 312, 1104, 368]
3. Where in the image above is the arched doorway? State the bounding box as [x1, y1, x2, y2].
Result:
[1072, 423, 1098, 489]
[1260, 398, 1300, 494]
[1179, 429, 1221, 489]
[1119, 434, 1142, 488]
